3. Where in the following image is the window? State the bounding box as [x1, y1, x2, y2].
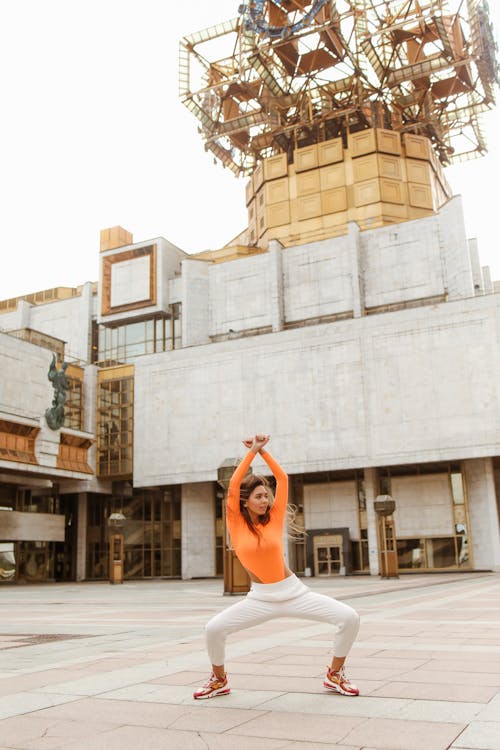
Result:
[97, 377, 134, 478]
[64, 376, 83, 431]
[96, 305, 182, 365]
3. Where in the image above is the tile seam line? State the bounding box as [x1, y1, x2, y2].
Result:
[336, 573, 494, 601]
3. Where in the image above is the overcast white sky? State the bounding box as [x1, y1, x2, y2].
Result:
[0, 0, 499, 301]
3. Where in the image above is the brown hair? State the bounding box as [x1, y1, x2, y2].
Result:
[239, 474, 273, 537]
[237, 474, 305, 541]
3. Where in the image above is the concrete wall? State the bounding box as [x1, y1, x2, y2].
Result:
[0, 283, 94, 363]
[181, 482, 215, 579]
[208, 252, 272, 337]
[361, 219, 445, 309]
[282, 234, 353, 322]
[303, 481, 359, 538]
[392, 474, 453, 537]
[134, 292, 500, 488]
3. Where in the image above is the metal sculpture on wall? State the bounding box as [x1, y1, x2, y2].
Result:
[45, 354, 70, 430]
[180, 0, 499, 175]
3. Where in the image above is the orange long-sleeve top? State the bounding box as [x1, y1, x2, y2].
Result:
[226, 450, 288, 584]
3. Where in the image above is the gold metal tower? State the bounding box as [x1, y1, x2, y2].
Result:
[180, 1, 499, 248]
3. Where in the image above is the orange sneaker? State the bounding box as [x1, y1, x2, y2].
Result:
[324, 666, 359, 696]
[193, 672, 230, 700]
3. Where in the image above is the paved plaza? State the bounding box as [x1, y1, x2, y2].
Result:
[0, 573, 499, 750]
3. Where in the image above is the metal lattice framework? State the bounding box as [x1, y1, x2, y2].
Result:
[179, 0, 499, 175]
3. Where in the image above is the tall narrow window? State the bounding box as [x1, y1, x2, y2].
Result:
[64, 366, 84, 431]
[97, 374, 134, 479]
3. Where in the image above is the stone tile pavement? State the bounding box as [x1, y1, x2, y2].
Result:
[0, 572, 499, 749]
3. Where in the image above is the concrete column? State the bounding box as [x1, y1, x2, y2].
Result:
[181, 482, 215, 579]
[181, 259, 210, 347]
[468, 238, 483, 295]
[364, 467, 380, 575]
[268, 239, 284, 332]
[347, 222, 364, 318]
[17, 300, 33, 329]
[482, 266, 493, 294]
[464, 457, 500, 571]
[76, 493, 87, 581]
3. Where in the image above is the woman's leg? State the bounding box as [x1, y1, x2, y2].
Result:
[205, 595, 276, 672]
[281, 589, 360, 658]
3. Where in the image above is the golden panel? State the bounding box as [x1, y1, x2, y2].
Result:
[353, 154, 378, 183]
[296, 169, 320, 196]
[57, 433, 93, 474]
[376, 128, 402, 156]
[98, 364, 135, 382]
[354, 178, 381, 207]
[349, 129, 376, 158]
[408, 182, 434, 209]
[247, 198, 256, 224]
[245, 179, 254, 206]
[248, 223, 258, 246]
[66, 364, 84, 380]
[379, 154, 403, 180]
[318, 138, 343, 166]
[0, 419, 39, 465]
[253, 161, 264, 192]
[264, 176, 290, 205]
[100, 226, 133, 253]
[406, 158, 432, 185]
[323, 211, 348, 229]
[294, 144, 319, 172]
[380, 178, 404, 204]
[321, 186, 348, 214]
[319, 163, 345, 190]
[101, 245, 157, 316]
[257, 196, 266, 237]
[403, 133, 432, 161]
[266, 200, 290, 229]
[263, 152, 287, 181]
[296, 193, 322, 220]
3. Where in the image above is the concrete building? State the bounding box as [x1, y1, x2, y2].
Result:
[1, 193, 500, 584]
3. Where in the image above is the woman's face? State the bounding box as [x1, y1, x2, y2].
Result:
[245, 484, 269, 519]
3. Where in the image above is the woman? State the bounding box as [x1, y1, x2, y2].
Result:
[193, 434, 360, 699]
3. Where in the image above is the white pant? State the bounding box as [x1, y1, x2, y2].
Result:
[205, 574, 360, 666]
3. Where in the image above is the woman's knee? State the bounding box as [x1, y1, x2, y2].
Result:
[343, 606, 360, 634]
[333, 604, 359, 635]
[205, 617, 224, 642]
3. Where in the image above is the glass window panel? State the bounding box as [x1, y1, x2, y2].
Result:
[426, 538, 456, 568]
[397, 539, 425, 569]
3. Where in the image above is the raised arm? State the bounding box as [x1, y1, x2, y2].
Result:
[226, 450, 256, 516]
[259, 449, 288, 517]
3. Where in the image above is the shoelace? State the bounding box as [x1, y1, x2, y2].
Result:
[205, 673, 224, 687]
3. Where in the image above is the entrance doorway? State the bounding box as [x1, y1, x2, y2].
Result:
[313, 534, 344, 576]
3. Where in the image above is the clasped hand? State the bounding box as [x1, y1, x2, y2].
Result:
[242, 433, 270, 453]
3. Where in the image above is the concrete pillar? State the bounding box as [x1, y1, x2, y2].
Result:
[268, 239, 285, 332]
[464, 458, 500, 571]
[468, 238, 483, 295]
[347, 222, 364, 318]
[364, 467, 380, 575]
[17, 300, 33, 329]
[76, 493, 87, 581]
[482, 265, 493, 294]
[181, 482, 215, 579]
